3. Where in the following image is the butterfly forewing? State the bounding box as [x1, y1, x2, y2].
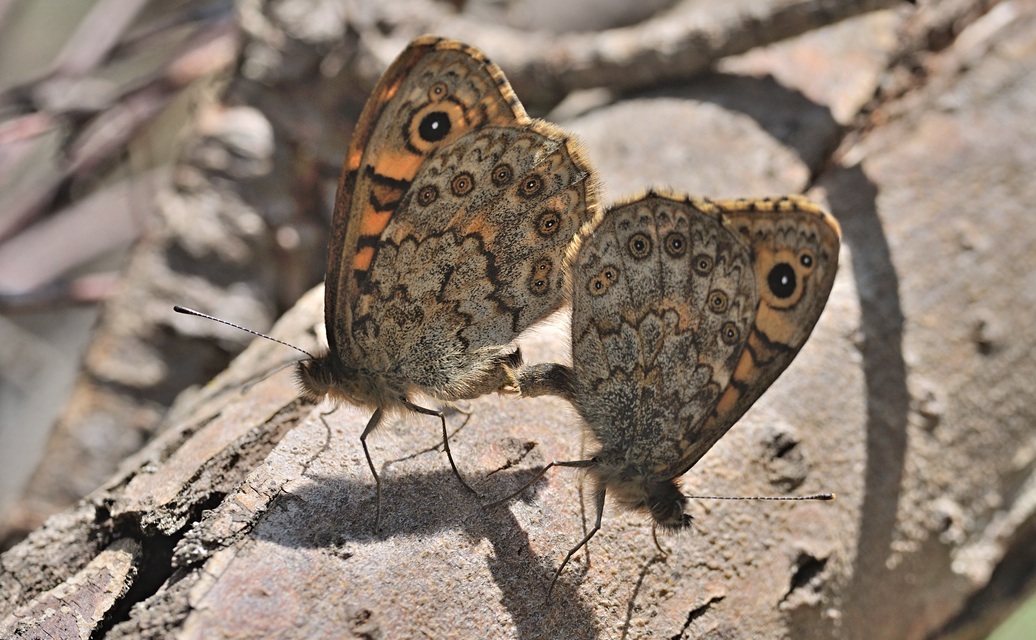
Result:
[669, 197, 841, 474]
[326, 37, 527, 362]
[306, 35, 601, 409]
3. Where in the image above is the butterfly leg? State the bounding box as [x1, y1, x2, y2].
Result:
[484, 461, 555, 507]
[651, 524, 669, 558]
[360, 408, 385, 530]
[509, 363, 576, 401]
[483, 457, 594, 507]
[549, 483, 606, 599]
[402, 398, 478, 496]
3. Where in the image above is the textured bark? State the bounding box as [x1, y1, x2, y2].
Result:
[3, 0, 1035, 638]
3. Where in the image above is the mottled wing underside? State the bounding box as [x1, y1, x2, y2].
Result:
[682, 195, 841, 474]
[351, 121, 595, 390]
[568, 192, 840, 479]
[325, 37, 526, 361]
[569, 194, 754, 474]
[319, 37, 597, 397]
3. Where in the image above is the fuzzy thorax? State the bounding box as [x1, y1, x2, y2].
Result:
[295, 352, 404, 410]
[591, 460, 692, 532]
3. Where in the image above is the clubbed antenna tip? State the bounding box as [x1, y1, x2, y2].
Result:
[173, 305, 314, 359]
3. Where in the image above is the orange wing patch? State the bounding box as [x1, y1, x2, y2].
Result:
[322, 37, 536, 359]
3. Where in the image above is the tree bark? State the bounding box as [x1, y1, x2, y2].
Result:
[3, 0, 1035, 638]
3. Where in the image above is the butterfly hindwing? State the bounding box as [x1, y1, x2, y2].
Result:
[568, 194, 757, 475]
[350, 122, 595, 394]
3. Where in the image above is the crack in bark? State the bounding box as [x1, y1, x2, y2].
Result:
[671, 594, 726, 640]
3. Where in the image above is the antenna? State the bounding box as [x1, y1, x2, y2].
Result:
[173, 305, 315, 359]
[685, 492, 835, 501]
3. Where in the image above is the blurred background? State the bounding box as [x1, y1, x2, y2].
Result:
[0, 0, 1033, 638]
[0, 0, 246, 533]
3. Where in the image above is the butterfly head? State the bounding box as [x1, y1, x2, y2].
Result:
[593, 461, 692, 531]
[296, 354, 337, 401]
[295, 353, 369, 405]
[645, 479, 693, 532]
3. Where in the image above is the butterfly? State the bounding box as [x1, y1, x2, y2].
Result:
[504, 190, 840, 591]
[294, 36, 598, 527]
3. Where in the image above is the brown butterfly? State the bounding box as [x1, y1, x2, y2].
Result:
[293, 37, 598, 527]
[503, 191, 840, 592]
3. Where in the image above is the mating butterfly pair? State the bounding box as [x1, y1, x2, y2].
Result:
[192, 36, 841, 590]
